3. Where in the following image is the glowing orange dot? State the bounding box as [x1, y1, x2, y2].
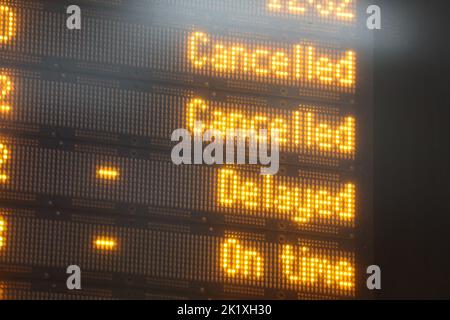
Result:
[96, 167, 119, 180]
[94, 237, 117, 250]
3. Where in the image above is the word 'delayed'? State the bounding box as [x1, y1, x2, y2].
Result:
[218, 169, 355, 225]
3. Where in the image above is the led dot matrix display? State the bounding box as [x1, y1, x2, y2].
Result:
[0, 69, 356, 162]
[0, 0, 372, 300]
[0, 137, 356, 234]
[0, 1, 357, 99]
[0, 213, 356, 298]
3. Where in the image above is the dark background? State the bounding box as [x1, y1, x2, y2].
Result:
[374, 0, 450, 299]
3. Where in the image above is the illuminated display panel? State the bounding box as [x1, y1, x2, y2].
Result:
[0, 69, 356, 162]
[0, 213, 356, 298]
[0, 137, 356, 235]
[0, 0, 372, 300]
[0, 2, 357, 100]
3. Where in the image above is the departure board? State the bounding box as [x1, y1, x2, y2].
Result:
[0, 0, 373, 300]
